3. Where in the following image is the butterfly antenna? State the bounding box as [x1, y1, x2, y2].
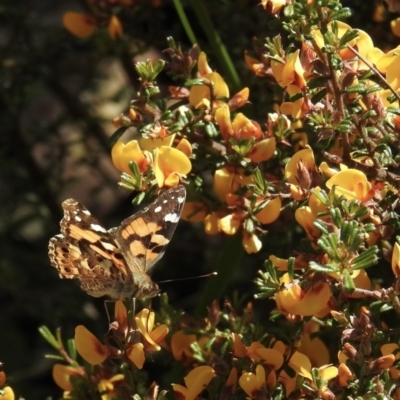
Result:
[157, 272, 217, 284]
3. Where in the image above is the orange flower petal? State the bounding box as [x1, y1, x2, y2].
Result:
[171, 330, 196, 361]
[75, 325, 109, 365]
[52, 364, 77, 391]
[184, 366, 215, 400]
[248, 138, 276, 163]
[108, 15, 123, 39]
[62, 12, 96, 38]
[126, 343, 145, 369]
[0, 371, 5, 386]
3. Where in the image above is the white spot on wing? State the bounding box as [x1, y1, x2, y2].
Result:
[91, 223, 107, 232]
[75, 216, 82, 222]
[154, 206, 162, 213]
[177, 196, 185, 203]
[163, 200, 168, 203]
[164, 213, 179, 223]
[82, 210, 91, 215]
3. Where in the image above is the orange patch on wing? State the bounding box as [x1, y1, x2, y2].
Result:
[121, 218, 161, 239]
[151, 234, 169, 246]
[70, 225, 102, 242]
[129, 239, 148, 257]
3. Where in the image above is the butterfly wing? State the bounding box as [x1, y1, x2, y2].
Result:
[48, 199, 133, 298]
[113, 185, 186, 275]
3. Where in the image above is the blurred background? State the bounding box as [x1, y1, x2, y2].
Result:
[0, 0, 395, 397]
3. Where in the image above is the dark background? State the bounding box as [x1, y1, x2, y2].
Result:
[0, 0, 395, 397]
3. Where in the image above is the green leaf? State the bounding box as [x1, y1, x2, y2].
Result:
[342, 269, 355, 293]
[309, 261, 338, 273]
[350, 246, 378, 270]
[185, 78, 207, 87]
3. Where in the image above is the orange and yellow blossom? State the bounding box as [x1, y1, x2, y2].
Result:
[311, 21, 370, 61]
[153, 146, 192, 188]
[213, 167, 253, 202]
[111, 140, 151, 175]
[172, 366, 215, 400]
[215, 104, 262, 142]
[188, 53, 229, 109]
[271, 49, 307, 89]
[325, 169, 374, 203]
[274, 273, 331, 317]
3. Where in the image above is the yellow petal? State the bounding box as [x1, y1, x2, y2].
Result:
[204, 212, 221, 235]
[62, 12, 96, 38]
[239, 370, 263, 397]
[154, 146, 191, 188]
[215, 104, 234, 140]
[139, 134, 176, 151]
[198, 52, 213, 76]
[189, 72, 229, 108]
[319, 365, 338, 381]
[0, 387, 14, 400]
[176, 138, 192, 157]
[288, 351, 312, 380]
[75, 325, 109, 365]
[326, 169, 372, 201]
[242, 232, 262, 254]
[254, 197, 281, 225]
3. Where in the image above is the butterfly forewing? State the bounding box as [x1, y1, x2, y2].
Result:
[114, 185, 186, 274]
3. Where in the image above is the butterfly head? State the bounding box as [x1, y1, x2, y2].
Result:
[133, 281, 160, 300]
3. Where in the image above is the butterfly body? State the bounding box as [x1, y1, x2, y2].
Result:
[48, 186, 186, 299]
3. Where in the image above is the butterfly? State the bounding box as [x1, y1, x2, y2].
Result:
[48, 186, 186, 299]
